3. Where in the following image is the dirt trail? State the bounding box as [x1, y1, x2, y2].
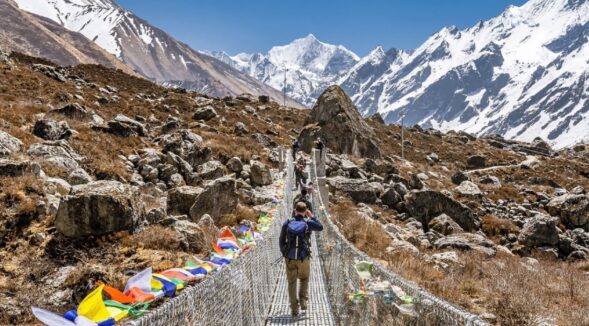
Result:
[466, 155, 539, 175]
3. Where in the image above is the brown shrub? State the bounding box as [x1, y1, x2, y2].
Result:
[219, 205, 259, 227]
[0, 175, 43, 215]
[481, 215, 519, 237]
[122, 225, 181, 251]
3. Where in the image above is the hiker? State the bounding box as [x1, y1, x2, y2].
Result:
[292, 139, 300, 160]
[279, 202, 323, 317]
[293, 187, 313, 213]
[294, 161, 305, 190]
[314, 137, 324, 161]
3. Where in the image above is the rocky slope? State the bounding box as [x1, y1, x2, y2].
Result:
[11, 0, 301, 105]
[0, 0, 132, 73]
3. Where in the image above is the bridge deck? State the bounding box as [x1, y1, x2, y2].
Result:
[266, 233, 336, 326]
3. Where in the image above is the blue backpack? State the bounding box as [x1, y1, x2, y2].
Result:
[284, 219, 311, 260]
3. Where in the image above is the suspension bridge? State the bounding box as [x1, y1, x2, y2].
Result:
[125, 149, 487, 326]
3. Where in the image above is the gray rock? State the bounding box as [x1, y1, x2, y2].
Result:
[249, 160, 272, 187]
[45, 177, 72, 196]
[0, 159, 32, 176]
[33, 118, 72, 141]
[106, 114, 148, 137]
[226, 157, 243, 173]
[68, 168, 92, 185]
[160, 129, 211, 168]
[381, 188, 402, 208]
[434, 233, 496, 256]
[55, 181, 144, 238]
[197, 160, 226, 180]
[480, 175, 501, 186]
[451, 171, 470, 185]
[429, 214, 464, 235]
[454, 181, 483, 197]
[0, 130, 23, 157]
[167, 186, 202, 215]
[547, 194, 589, 227]
[27, 140, 82, 172]
[405, 190, 480, 231]
[467, 155, 486, 169]
[234, 122, 248, 135]
[518, 214, 559, 247]
[168, 173, 186, 188]
[327, 176, 380, 204]
[49, 103, 90, 120]
[193, 106, 217, 121]
[189, 176, 238, 223]
[363, 159, 398, 177]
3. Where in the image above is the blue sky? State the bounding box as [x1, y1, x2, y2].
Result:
[118, 0, 527, 56]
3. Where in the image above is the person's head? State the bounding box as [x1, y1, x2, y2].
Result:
[295, 202, 307, 214]
[301, 188, 308, 196]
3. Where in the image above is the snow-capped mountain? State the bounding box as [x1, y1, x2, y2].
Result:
[12, 0, 300, 105]
[212, 34, 360, 107]
[344, 0, 589, 148]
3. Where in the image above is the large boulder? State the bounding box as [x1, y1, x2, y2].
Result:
[249, 160, 272, 187]
[167, 186, 202, 215]
[363, 159, 398, 177]
[50, 103, 89, 119]
[193, 106, 217, 121]
[106, 114, 147, 137]
[434, 233, 496, 256]
[55, 181, 144, 238]
[33, 119, 72, 140]
[226, 157, 243, 174]
[518, 214, 559, 247]
[189, 176, 238, 223]
[0, 130, 23, 157]
[0, 159, 35, 176]
[298, 85, 380, 158]
[547, 194, 589, 227]
[405, 190, 480, 231]
[160, 129, 211, 168]
[27, 140, 83, 172]
[381, 188, 402, 208]
[197, 160, 226, 180]
[429, 214, 464, 235]
[327, 176, 381, 204]
[467, 155, 486, 169]
[454, 181, 483, 197]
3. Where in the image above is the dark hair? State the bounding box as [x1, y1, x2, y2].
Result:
[301, 188, 308, 196]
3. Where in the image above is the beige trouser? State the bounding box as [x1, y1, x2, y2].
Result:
[285, 257, 310, 312]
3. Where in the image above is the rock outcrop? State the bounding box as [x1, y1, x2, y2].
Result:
[249, 160, 272, 187]
[405, 190, 480, 231]
[547, 194, 589, 228]
[298, 85, 380, 158]
[327, 176, 381, 204]
[189, 176, 238, 223]
[33, 118, 72, 140]
[55, 181, 144, 238]
[0, 131, 22, 157]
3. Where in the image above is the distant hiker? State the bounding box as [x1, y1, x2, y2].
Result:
[314, 137, 324, 161]
[293, 188, 313, 213]
[292, 139, 300, 159]
[294, 162, 305, 190]
[279, 202, 323, 317]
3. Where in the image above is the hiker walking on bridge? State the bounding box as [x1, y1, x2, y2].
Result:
[292, 139, 300, 160]
[293, 187, 313, 214]
[279, 202, 323, 317]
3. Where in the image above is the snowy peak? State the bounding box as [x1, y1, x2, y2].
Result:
[267, 33, 359, 76]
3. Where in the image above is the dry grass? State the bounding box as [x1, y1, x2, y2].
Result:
[219, 205, 259, 227]
[331, 200, 391, 259]
[481, 215, 519, 237]
[120, 225, 182, 251]
[330, 202, 589, 325]
[0, 175, 43, 215]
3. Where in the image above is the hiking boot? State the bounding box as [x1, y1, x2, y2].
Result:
[300, 302, 307, 311]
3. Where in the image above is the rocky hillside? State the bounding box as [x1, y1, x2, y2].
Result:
[0, 50, 306, 324]
[301, 85, 589, 324]
[11, 0, 301, 105]
[0, 0, 132, 73]
[1, 48, 589, 325]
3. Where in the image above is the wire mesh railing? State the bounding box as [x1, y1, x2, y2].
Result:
[307, 149, 488, 326]
[124, 152, 294, 326]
